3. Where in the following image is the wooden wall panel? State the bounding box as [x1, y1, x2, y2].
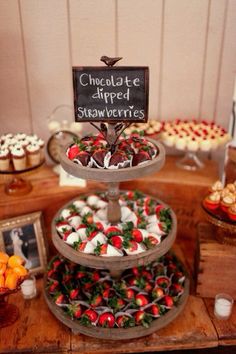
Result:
[20, 0, 73, 141]
[117, 0, 163, 119]
[160, 0, 209, 120]
[69, 0, 116, 66]
[0, 0, 31, 134]
[0, 0, 235, 138]
[200, 0, 226, 121]
[215, 0, 236, 128]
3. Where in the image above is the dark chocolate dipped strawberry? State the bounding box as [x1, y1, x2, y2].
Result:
[54, 293, 68, 306]
[73, 150, 91, 166]
[98, 312, 115, 328]
[48, 280, 60, 294]
[116, 314, 135, 328]
[134, 310, 152, 328]
[169, 283, 184, 296]
[132, 150, 151, 166]
[160, 295, 174, 308]
[69, 288, 80, 300]
[108, 296, 126, 310]
[108, 150, 131, 169]
[155, 276, 170, 289]
[91, 148, 110, 168]
[135, 293, 149, 307]
[90, 294, 103, 308]
[148, 303, 160, 317]
[67, 303, 82, 319]
[152, 286, 164, 300]
[80, 308, 98, 325]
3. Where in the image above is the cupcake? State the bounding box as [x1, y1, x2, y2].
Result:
[210, 180, 223, 193]
[220, 193, 235, 213]
[11, 146, 26, 170]
[228, 204, 236, 221]
[26, 143, 41, 166]
[0, 147, 10, 171]
[37, 139, 45, 160]
[204, 191, 221, 210]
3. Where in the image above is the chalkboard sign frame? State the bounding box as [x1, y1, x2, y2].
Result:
[72, 66, 149, 123]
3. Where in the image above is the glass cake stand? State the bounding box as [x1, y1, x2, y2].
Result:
[0, 276, 27, 328]
[0, 159, 44, 196]
[202, 201, 236, 246]
[176, 151, 204, 171]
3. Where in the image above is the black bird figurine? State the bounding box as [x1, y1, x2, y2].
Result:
[100, 55, 123, 67]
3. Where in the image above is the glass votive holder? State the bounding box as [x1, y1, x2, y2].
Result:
[214, 293, 234, 320]
[20, 275, 37, 300]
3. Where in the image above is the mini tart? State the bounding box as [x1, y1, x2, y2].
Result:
[228, 204, 236, 221]
[220, 194, 235, 213]
[204, 192, 221, 210]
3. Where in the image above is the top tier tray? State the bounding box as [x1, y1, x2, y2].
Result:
[60, 139, 165, 183]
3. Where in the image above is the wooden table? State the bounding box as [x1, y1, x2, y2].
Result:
[0, 156, 235, 353]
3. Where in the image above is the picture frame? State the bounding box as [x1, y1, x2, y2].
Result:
[0, 211, 47, 276]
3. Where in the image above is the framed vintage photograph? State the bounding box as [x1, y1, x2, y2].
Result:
[0, 211, 47, 275]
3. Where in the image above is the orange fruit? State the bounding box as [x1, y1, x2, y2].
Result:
[13, 265, 28, 277]
[8, 255, 24, 268]
[5, 272, 18, 290]
[0, 275, 5, 288]
[5, 267, 13, 277]
[0, 263, 6, 275]
[0, 252, 9, 264]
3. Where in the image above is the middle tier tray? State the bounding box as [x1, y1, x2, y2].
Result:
[52, 191, 177, 271]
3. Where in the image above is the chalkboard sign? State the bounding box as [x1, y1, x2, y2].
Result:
[72, 66, 149, 123]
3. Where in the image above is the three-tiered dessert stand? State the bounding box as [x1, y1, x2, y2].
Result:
[44, 124, 189, 339]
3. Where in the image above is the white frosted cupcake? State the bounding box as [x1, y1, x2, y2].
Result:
[199, 137, 212, 152]
[175, 135, 187, 150]
[0, 148, 10, 171]
[187, 138, 199, 152]
[11, 146, 26, 170]
[26, 143, 41, 166]
[37, 138, 45, 160]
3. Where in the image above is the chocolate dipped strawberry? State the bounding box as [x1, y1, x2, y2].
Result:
[135, 293, 149, 307]
[155, 276, 170, 289]
[116, 314, 135, 328]
[69, 288, 80, 300]
[160, 295, 174, 308]
[152, 286, 164, 300]
[108, 150, 131, 169]
[73, 150, 91, 166]
[132, 151, 151, 166]
[91, 148, 110, 168]
[67, 303, 82, 319]
[98, 312, 115, 328]
[134, 310, 152, 328]
[80, 308, 98, 325]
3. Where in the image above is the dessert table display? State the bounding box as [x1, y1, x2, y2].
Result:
[43, 58, 189, 339]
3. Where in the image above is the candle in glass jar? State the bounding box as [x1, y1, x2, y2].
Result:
[214, 293, 234, 319]
[21, 275, 37, 299]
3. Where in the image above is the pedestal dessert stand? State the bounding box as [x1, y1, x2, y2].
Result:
[202, 201, 236, 246]
[43, 125, 189, 339]
[0, 159, 44, 196]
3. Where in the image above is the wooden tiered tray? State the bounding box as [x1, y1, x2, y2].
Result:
[43, 255, 189, 340]
[60, 139, 165, 182]
[51, 193, 177, 271]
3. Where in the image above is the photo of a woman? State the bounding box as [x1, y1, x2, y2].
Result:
[10, 228, 32, 269]
[2, 223, 40, 269]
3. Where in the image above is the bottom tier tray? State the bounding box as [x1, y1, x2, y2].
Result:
[44, 253, 189, 340]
